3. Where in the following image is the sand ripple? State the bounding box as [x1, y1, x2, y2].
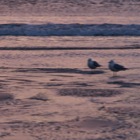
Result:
[58, 88, 122, 97]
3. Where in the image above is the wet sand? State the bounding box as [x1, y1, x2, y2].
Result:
[0, 49, 140, 140]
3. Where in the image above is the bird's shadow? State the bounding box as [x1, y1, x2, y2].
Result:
[86, 70, 105, 75]
[15, 68, 105, 75]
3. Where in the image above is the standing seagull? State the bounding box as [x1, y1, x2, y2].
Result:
[87, 58, 101, 70]
[108, 60, 128, 76]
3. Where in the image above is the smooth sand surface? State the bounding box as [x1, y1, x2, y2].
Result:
[0, 49, 140, 140]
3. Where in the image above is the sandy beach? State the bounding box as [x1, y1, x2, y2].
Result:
[0, 49, 139, 140]
[0, 0, 140, 139]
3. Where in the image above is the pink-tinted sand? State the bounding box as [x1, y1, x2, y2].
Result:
[0, 49, 140, 140]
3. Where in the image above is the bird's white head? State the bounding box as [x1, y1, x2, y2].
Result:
[109, 60, 114, 64]
[88, 58, 92, 62]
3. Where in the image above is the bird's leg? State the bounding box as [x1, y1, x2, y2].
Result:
[113, 72, 117, 77]
[91, 70, 94, 74]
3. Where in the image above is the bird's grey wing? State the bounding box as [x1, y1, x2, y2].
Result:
[114, 64, 126, 70]
[94, 61, 101, 67]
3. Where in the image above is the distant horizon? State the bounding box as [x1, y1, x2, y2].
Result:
[0, 0, 140, 17]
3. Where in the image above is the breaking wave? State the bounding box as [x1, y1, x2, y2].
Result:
[0, 23, 140, 36]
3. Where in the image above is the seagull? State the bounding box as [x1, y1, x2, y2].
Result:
[87, 58, 101, 70]
[108, 60, 128, 76]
